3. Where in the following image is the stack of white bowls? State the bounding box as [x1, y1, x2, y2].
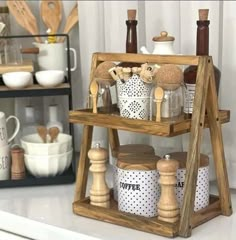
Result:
[21, 133, 72, 177]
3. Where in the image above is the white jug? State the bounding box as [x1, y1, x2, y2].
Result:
[33, 42, 77, 72]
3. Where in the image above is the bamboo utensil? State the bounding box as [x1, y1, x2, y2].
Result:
[48, 127, 60, 143]
[40, 0, 63, 35]
[58, 3, 78, 42]
[155, 86, 164, 122]
[7, 0, 42, 43]
[37, 125, 47, 143]
[90, 80, 99, 113]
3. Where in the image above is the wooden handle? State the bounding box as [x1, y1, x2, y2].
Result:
[21, 47, 39, 54]
[92, 95, 97, 114]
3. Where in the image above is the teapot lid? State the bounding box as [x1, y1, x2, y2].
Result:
[152, 31, 175, 42]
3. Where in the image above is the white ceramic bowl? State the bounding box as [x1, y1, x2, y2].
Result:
[24, 150, 73, 177]
[2, 71, 33, 89]
[21, 133, 72, 155]
[35, 70, 64, 87]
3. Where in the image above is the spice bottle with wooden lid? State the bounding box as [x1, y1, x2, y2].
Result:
[183, 9, 221, 116]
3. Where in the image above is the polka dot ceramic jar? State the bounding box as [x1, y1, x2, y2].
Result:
[117, 154, 160, 217]
[168, 152, 209, 211]
[112, 144, 155, 201]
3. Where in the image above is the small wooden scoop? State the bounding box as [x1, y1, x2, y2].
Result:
[48, 127, 60, 143]
[90, 80, 99, 113]
[155, 87, 164, 122]
[37, 126, 48, 143]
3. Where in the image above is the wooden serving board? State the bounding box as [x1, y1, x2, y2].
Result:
[0, 60, 34, 74]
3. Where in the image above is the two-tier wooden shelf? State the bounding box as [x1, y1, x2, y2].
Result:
[69, 53, 232, 238]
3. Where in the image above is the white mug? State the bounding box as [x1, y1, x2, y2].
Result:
[33, 42, 77, 72]
[0, 112, 20, 147]
[0, 144, 11, 180]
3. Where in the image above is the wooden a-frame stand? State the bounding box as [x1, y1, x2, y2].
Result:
[69, 53, 232, 238]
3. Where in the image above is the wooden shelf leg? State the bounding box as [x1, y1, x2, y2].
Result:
[108, 128, 120, 158]
[206, 62, 232, 216]
[74, 125, 93, 202]
[179, 57, 210, 237]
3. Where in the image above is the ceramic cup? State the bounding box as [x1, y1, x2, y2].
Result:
[33, 42, 77, 72]
[0, 144, 11, 180]
[0, 112, 20, 147]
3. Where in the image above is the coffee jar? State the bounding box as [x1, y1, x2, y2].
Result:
[117, 154, 160, 217]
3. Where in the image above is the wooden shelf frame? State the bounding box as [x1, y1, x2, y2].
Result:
[69, 53, 232, 238]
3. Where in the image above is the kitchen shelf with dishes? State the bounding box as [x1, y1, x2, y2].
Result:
[69, 53, 232, 238]
[0, 34, 76, 188]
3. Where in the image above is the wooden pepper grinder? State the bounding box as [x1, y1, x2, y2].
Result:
[156, 154, 179, 223]
[88, 143, 110, 208]
[11, 146, 25, 180]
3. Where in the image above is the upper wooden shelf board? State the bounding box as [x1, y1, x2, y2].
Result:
[69, 107, 230, 137]
[0, 60, 34, 74]
[94, 52, 200, 66]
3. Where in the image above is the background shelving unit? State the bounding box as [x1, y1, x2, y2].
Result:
[0, 34, 76, 188]
[69, 53, 232, 238]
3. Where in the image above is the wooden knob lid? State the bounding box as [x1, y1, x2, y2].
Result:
[156, 155, 179, 172]
[152, 31, 175, 42]
[88, 143, 108, 161]
[117, 154, 161, 170]
[94, 61, 116, 84]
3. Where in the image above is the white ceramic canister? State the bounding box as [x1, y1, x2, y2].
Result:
[117, 74, 152, 120]
[167, 152, 209, 211]
[112, 144, 155, 201]
[33, 42, 77, 72]
[117, 154, 161, 217]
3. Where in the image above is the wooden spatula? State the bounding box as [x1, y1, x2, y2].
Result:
[58, 3, 78, 42]
[155, 87, 164, 122]
[7, 0, 42, 43]
[40, 0, 63, 35]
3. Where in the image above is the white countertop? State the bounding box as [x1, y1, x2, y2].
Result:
[0, 167, 236, 240]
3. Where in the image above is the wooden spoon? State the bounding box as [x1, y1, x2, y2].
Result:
[40, 0, 63, 34]
[48, 127, 60, 143]
[58, 3, 78, 42]
[37, 126, 48, 143]
[155, 87, 164, 122]
[7, 0, 43, 43]
[90, 80, 99, 113]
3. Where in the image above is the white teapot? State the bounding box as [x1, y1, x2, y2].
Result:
[140, 31, 175, 55]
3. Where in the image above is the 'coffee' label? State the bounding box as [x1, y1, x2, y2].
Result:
[120, 182, 141, 191]
[184, 83, 196, 114]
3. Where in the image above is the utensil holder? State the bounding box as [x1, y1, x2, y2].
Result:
[117, 74, 152, 120]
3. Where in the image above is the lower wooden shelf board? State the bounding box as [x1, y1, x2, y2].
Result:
[73, 195, 223, 238]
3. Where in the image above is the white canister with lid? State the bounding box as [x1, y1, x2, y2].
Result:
[167, 152, 209, 211]
[117, 154, 160, 217]
[112, 144, 155, 201]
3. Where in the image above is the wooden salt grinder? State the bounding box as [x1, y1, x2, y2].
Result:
[11, 146, 25, 180]
[156, 154, 179, 223]
[88, 143, 110, 208]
